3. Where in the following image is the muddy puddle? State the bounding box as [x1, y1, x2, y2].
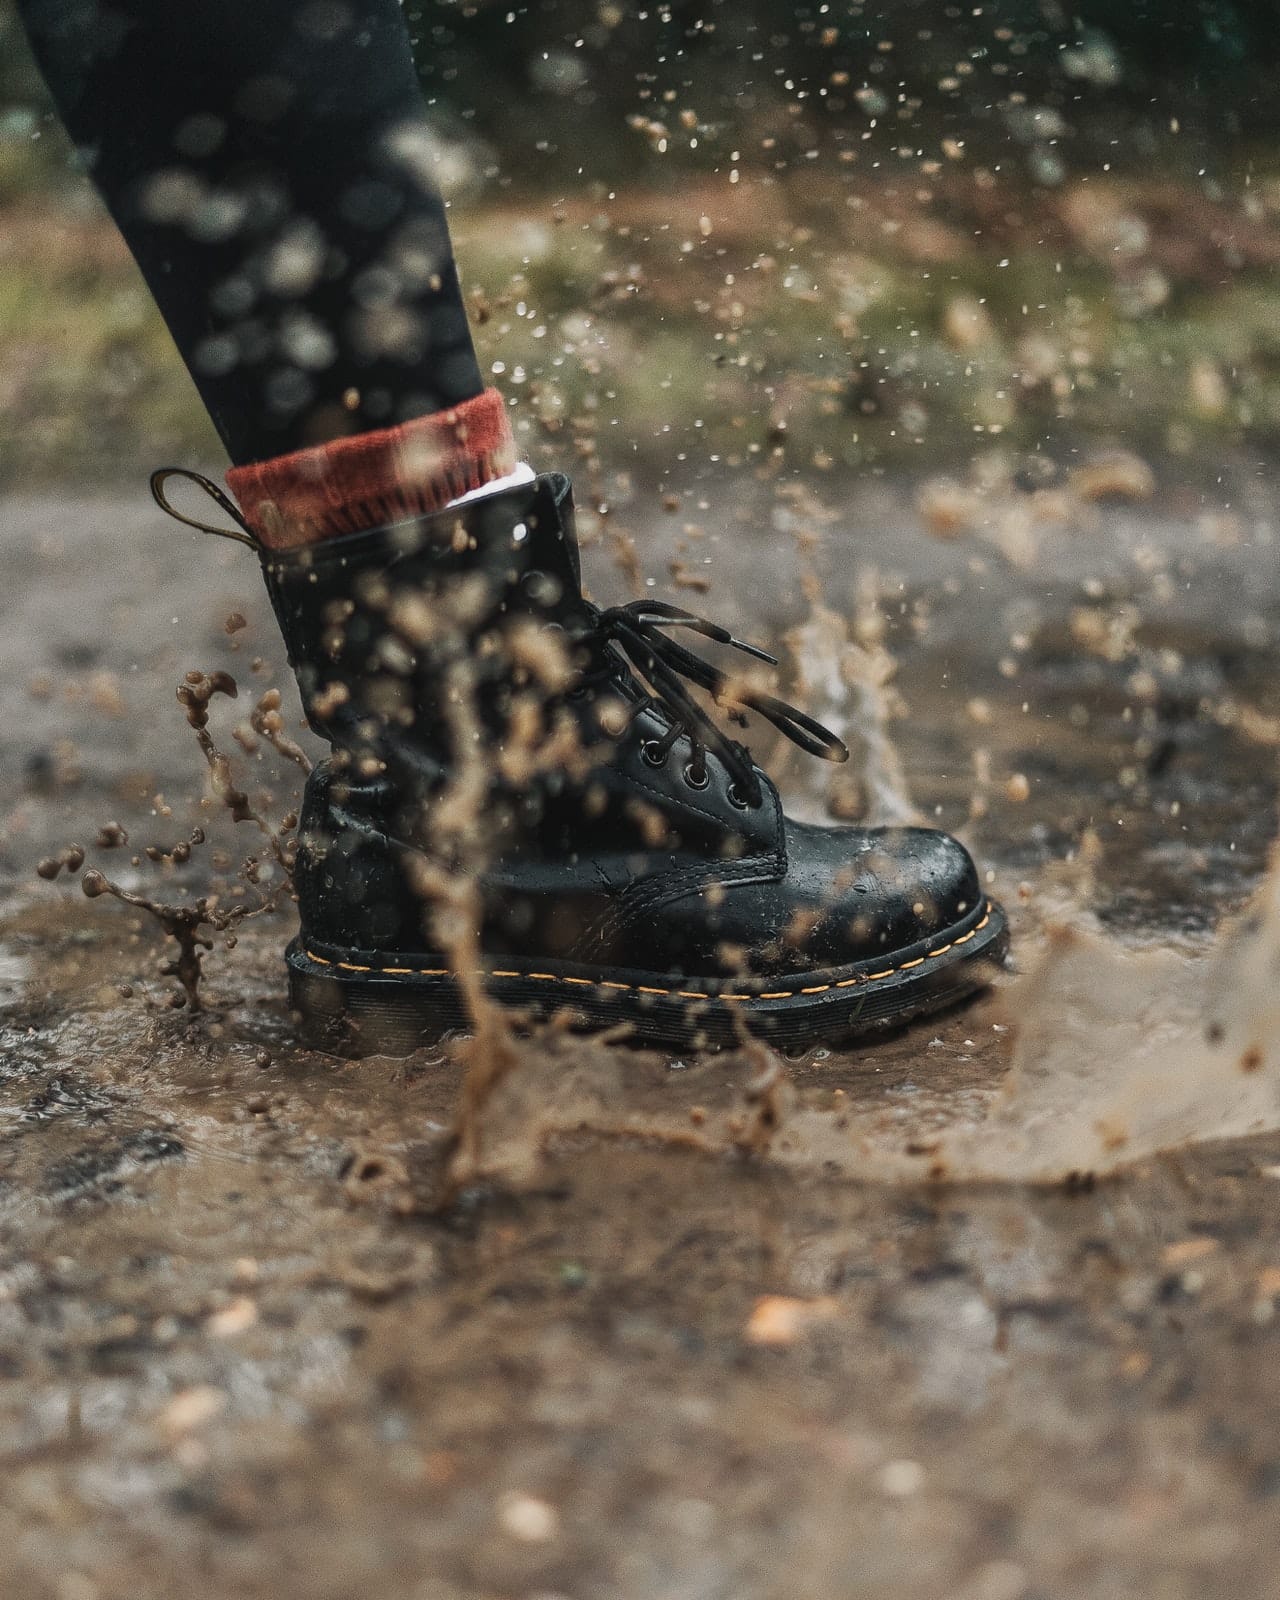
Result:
[6, 473, 1280, 1597]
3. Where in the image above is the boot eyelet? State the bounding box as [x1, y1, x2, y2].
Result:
[727, 782, 753, 809]
[641, 740, 668, 768]
[682, 762, 710, 791]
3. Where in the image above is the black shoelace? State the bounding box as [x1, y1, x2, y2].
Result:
[580, 601, 848, 809]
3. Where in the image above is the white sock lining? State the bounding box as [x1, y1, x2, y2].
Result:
[444, 460, 536, 510]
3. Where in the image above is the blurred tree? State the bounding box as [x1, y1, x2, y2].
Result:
[0, 0, 60, 198]
[405, 0, 1280, 183]
[0, 0, 1277, 197]
[0, 0, 40, 99]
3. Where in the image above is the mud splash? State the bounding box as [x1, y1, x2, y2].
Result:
[13, 471, 1280, 1193]
[33, 666, 304, 1010]
[461, 849, 1280, 1190]
[784, 589, 918, 827]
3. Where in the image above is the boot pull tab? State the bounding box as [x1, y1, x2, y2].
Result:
[150, 468, 260, 550]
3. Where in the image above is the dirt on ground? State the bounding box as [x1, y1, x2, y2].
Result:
[5, 464, 1280, 1599]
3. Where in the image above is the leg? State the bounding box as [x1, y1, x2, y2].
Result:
[14, 0, 485, 463]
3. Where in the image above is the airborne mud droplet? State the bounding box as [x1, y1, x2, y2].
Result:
[36, 663, 304, 1011]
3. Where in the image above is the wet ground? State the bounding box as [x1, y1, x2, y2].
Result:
[4, 464, 1280, 1597]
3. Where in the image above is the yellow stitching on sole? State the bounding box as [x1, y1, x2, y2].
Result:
[304, 899, 998, 1001]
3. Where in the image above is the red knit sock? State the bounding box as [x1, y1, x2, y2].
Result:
[225, 388, 516, 551]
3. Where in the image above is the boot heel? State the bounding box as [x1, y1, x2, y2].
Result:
[288, 944, 466, 1057]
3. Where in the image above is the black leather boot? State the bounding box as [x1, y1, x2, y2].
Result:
[155, 469, 1006, 1052]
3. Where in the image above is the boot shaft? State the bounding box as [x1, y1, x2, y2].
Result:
[260, 473, 590, 768]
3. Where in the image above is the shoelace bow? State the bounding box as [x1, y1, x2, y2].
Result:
[581, 600, 848, 808]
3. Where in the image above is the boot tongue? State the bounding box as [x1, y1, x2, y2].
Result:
[514, 471, 582, 590]
[462, 471, 588, 630]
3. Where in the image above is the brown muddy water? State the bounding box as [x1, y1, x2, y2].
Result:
[4, 468, 1280, 1598]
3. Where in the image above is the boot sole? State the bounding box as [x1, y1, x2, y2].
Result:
[286, 898, 1008, 1056]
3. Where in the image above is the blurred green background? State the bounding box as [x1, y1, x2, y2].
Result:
[2, 0, 1280, 486]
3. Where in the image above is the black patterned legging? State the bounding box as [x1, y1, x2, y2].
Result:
[14, 0, 484, 463]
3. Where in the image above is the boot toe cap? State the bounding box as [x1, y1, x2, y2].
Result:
[635, 820, 984, 977]
[777, 819, 983, 967]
